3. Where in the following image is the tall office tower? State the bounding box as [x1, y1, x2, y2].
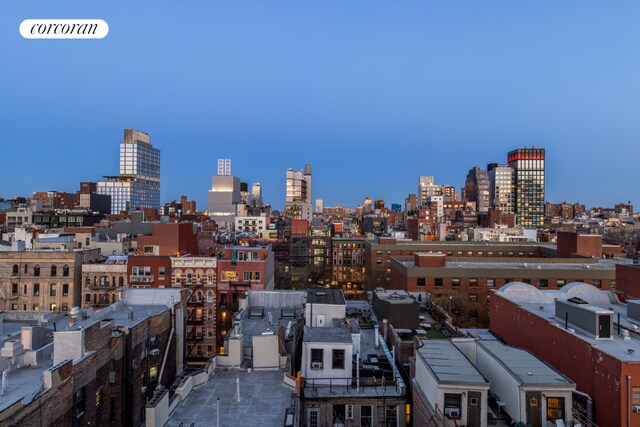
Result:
[284, 164, 312, 220]
[442, 185, 459, 202]
[508, 148, 545, 228]
[218, 159, 231, 176]
[487, 163, 515, 214]
[97, 129, 160, 214]
[464, 166, 490, 213]
[208, 159, 241, 222]
[251, 183, 263, 207]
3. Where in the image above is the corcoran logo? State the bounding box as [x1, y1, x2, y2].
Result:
[19, 19, 109, 39]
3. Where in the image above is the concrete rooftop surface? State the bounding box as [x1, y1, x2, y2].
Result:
[166, 368, 293, 427]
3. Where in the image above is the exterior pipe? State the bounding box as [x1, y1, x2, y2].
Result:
[628, 375, 632, 427]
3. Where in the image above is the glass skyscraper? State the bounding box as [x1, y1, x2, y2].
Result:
[507, 148, 545, 228]
[97, 129, 160, 213]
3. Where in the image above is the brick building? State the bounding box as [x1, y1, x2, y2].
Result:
[82, 255, 128, 309]
[365, 237, 556, 289]
[136, 222, 198, 256]
[0, 248, 101, 312]
[0, 288, 186, 427]
[489, 282, 640, 427]
[331, 238, 366, 295]
[127, 255, 172, 288]
[389, 252, 616, 326]
[170, 256, 217, 362]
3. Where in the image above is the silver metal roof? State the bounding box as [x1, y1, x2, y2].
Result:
[417, 340, 488, 385]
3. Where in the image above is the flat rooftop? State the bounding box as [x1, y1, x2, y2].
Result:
[306, 288, 345, 305]
[166, 368, 292, 427]
[417, 340, 488, 386]
[303, 326, 352, 343]
[478, 340, 574, 387]
[496, 282, 640, 362]
[0, 360, 53, 413]
[399, 259, 617, 271]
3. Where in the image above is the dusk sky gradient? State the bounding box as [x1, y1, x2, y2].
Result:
[1, 1, 639, 210]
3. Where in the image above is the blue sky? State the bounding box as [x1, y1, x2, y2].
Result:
[1, 1, 639, 210]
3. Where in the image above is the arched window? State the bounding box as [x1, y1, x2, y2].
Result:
[85, 277, 91, 286]
[34, 265, 40, 277]
[207, 290, 214, 303]
[12, 264, 18, 276]
[50, 265, 57, 277]
[196, 291, 202, 302]
[119, 276, 124, 287]
[62, 265, 69, 276]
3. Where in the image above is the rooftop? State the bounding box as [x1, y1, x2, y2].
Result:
[417, 340, 488, 386]
[398, 258, 618, 271]
[477, 340, 575, 387]
[303, 326, 352, 343]
[496, 282, 640, 362]
[166, 368, 293, 427]
[306, 288, 345, 305]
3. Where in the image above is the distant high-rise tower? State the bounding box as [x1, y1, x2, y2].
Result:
[97, 129, 160, 213]
[487, 163, 514, 214]
[315, 198, 323, 214]
[464, 166, 490, 213]
[218, 159, 231, 176]
[284, 164, 312, 220]
[251, 183, 263, 207]
[508, 148, 545, 228]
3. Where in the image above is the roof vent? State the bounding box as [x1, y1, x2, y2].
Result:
[628, 348, 635, 355]
[567, 297, 589, 305]
[539, 306, 544, 311]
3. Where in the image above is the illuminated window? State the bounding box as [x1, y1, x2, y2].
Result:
[221, 271, 238, 281]
[546, 397, 564, 420]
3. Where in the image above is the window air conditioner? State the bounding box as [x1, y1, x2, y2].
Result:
[150, 348, 160, 356]
[311, 361, 323, 369]
[633, 406, 640, 413]
[444, 408, 460, 418]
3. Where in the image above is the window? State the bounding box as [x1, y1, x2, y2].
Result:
[478, 251, 484, 256]
[557, 279, 566, 288]
[243, 271, 261, 281]
[593, 280, 601, 288]
[417, 278, 426, 287]
[467, 251, 473, 256]
[143, 246, 155, 254]
[311, 349, 323, 369]
[63, 284, 69, 297]
[308, 407, 319, 427]
[12, 264, 18, 276]
[361, 405, 373, 427]
[487, 279, 495, 287]
[376, 259, 382, 265]
[546, 397, 564, 420]
[434, 278, 443, 287]
[23, 284, 27, 295]
[149, 335, 160, 350]
[332, 349, 345, 369]
[86, 293, 91, 304]
[119, 276, 124, 287]
[611, 280, 616, 289]
[95, 386, 103, 408]
[487, 251, 494, 256]
[74, 387, 86, 419]
[539, 279, 549, 288]
[498, 251, 504, 257]
[346, 404, 354, 420]
[633, 386, 640, 405]
[63, 265, 69, 276]
[452, 278, 461, 287]
[50, 284, 57, 297]
[469, 278, 478, 287]
[11, 283, 18, 297]
[34, 264, 40, 276]
[221, 271, 238, 281]
[11, 303, 18, 310]
[149, 366, 159, 384]
[519, 251, 524, 256]
[158, 267, 166, 279]
[50, 265, 57, 277]
[385, 406, 398, 425]
[469, 294, 478, 302]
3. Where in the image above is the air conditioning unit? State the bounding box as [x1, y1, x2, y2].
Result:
[633, 406, 640, 413]
[141, 386, 147, 394]
[150, 348, 160, 356]
[444, 408, 460, 419]
[311, 361, 323, 369]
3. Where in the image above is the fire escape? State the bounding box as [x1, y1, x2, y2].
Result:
[185, 274, 205, 363]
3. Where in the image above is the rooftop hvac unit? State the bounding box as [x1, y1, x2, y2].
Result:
[444, 408, 460, 418]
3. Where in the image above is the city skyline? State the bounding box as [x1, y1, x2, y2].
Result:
[2, 1, 639, 209]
